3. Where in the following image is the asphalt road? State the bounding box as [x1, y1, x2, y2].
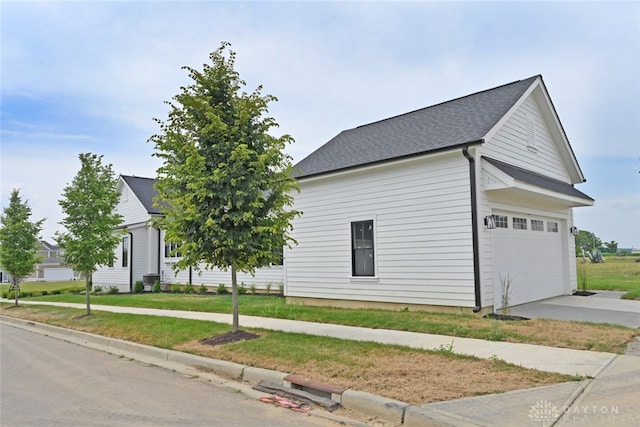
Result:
[0, 323, 338, 427]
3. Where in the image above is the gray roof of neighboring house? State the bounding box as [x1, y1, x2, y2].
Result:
[484, 157, 593, 201]
[121, 175, 162, 215]
[294, 75, 540, 179]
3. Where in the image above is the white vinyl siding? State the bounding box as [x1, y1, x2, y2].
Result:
[483, 97, 570, 182]
[286, 152, 476, 307]
[163, 266, 284, 290]
[115, 182, 150, 225]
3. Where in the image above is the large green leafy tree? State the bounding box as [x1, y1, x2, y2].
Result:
[150, 42, 300, 332]
[575, 230, 602, 254]
[0, 189, 44, 306]
[56, 153, 123, 315]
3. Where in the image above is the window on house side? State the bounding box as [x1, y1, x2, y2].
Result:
[547, 222, 559, 233]
[351, 220, 375, 277]
[493, 215, 508, 228]
[531, 220, 544, 231]
[272, 246, 284, 266]
[164, 242, 182, 258]
[122, 236, 129, 268]
[513, 217, 527, 230]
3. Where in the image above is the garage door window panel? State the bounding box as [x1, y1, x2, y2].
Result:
[513, 217, 528, 230]
[531, 220, 544, 231]
[493, 215, 508, 228]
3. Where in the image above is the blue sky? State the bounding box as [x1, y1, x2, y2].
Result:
[1, 1, 639, 248]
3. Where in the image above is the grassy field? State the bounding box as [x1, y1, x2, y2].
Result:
[0, 280, 82, 294]
[3, 256, 638, 353]
[577, 256, 640, 298]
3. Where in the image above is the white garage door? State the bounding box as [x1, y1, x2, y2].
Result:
[492, 211, 566, 308]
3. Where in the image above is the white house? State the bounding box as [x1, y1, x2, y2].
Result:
[285, 75, 593, 313]
[92, 175, 284, 292]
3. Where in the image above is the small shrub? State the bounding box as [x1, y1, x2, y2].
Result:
[1, 290, 8, 298]
[487, 321, 505, 341]
[152, 281, 161, 293]
[92, 285, 104, 295]
[265, 283, 272, 295]
[199, 284, 207, 294]
[437, 341, 455, 355]
[51, 289, 61, 295]
[216, 283, 227, 294]
[278, 283, 284, 295]
[238, 283, 247, 295]
[184, 283, 195, 294]
[171, 283, 182, 293]
[108, 286, 119, 295]
[250, 284, 257, 295]
[500, 274, 513, 315]
[133, 280, 144, 294]
[41, 290, 49, 296]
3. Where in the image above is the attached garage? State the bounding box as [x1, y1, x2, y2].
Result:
[491, 211, 567, 308]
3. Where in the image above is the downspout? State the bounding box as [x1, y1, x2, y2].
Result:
[157, 228, 161, 275]
[128, 232, 134, 293]
[462, 146, 482, 313]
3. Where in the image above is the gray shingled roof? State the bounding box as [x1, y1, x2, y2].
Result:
[121, 175, 162, 215]
[484, 157, 593, 201]
[294, 76, 540, 178]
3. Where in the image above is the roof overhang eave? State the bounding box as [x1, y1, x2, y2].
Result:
[295, 139, 485, 181]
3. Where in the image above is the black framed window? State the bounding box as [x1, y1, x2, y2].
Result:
[272, 246, 284, 266]
[122, 236, 129, 268]
[164, 242, 182, 258]
[351, 220, 374, 276]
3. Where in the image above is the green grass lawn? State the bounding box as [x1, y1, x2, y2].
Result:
[3, 256, 638, 352]
[577, 256, 640, 298]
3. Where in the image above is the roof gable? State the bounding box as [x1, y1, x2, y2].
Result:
[294, 76, 540, 178]
[482, 77, 585, 183]
[120, 175, 161, 215]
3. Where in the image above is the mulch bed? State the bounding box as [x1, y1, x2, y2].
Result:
[483, 313, 530, 321]
[573, 291, 596, 296]
[201, 330, 260, 346]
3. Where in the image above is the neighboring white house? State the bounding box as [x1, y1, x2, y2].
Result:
[92, 175, 284, 293]
[285, 75, 593, 313]
[1, 240, 78, 283]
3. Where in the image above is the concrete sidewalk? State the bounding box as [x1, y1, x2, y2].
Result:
[4, 300, 640, 426]
[12, 299, 616, 377]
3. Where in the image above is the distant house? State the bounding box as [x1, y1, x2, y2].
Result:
[92, 175, 284, 292]
[20, 241, 77, 282]
[285, 75, 593, 312]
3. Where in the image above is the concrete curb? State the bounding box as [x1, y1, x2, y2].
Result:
[1, 316, 416, 425]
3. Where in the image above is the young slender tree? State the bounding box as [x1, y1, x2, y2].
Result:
[56, 153, 123, 315]
[0, 189, 44, 306]
[150, 42, 300, 333]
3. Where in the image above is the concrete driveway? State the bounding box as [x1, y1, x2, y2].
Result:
[509, 291, 640, 328]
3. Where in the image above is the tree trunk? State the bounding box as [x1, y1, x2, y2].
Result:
[231, 265, 239, 332]
[13, 278, 19, 307]
[85, 273, 92, 316]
